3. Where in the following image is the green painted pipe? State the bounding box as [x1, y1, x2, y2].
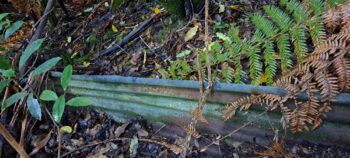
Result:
[50, 72, 350, 147]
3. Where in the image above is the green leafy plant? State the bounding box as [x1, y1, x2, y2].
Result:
[0, 21, 91, 123]
[159, 0, 347, 86]
[0, 13, 23, 43]
[39, 65, 91, 123]
[158, 41, 245, 84]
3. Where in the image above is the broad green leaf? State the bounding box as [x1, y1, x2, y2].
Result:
[31, 57, 61, 77]
[3, 92, 28, 109]
[0, 80, 10, 94]
[61, 65, 72, 91]
[0, 56, 11, 70]
[27, 93, 42, 120]
[176, 50, 192, 58]
[4, 21, 24, 38]
[0, 69, 15, 77]
[111, 0, 124, 12]
[19, 39, 44, 70]
[52, 95, 65, 123]
[39, 90, 58, 101]
[66, 97, 91, 107]
[0, 13, 9, 21]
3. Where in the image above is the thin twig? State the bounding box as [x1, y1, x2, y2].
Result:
[199, 111, 268, 152]
[57, 126, 62, 158]
[19, 0, 56, 77]
[204, 0, 212, 85]
[0, 122, 30, 158]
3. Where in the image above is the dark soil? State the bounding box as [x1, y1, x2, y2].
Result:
[3, 108, 348, 158]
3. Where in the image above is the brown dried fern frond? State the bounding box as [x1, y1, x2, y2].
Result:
[224, 3, 350, 133]
[324, 0, 350, 31]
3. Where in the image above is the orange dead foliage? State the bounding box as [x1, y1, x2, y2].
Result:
[10, 0, 42, 18]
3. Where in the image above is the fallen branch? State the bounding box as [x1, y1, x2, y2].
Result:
[19, 0, 56, 77]
[199, 111, 268, 153]
[0, 122, 29, 158]
[100, 13, 167, 56]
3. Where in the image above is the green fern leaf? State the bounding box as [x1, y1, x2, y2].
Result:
[228, 43, 245, 84]
[251, 14, 278, 38]
[227, 26, 241, 43]
[264, 5, 292, 31]
[307, 17, 326, 45]
[290, 25, 307, 62]
[263, 40, 277, 85]
[307, 0, 325, 16]
[280, 0, 309, 23]
[158, 69, 170, 79]
[248, 46, 262, 85]
[247, 32, 263, 85]
[326, 0, 347, 8]
[221, 63, 235, 83]
[277, 33, 293, 72]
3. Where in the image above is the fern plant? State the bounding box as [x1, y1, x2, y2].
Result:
[158, 0, 346, 86]
[224, 1, 350, 133]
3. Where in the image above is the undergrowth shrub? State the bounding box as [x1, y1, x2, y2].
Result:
[224, 1, 350, 133]
[159, 0, 347, 86]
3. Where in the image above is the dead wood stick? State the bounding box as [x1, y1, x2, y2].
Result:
[0, 122, 29, 158]
[199, 111, 268, 153]
[100, 14, 167, 56]
[19, 0, 56, 77]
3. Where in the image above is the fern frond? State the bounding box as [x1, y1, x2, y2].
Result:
[301, 82, 320, 116]
[280, 0, 309, 23]
[251, 14, 278, 38]
[248, 47, 262, 85]
[315, 71, 339, 102]
[263, 5, 293, 31]
[225, 28, 246, 84]
[307, 0, 325, 16]
[326, 0, 347, 8]
[290, 25, 308, 62]
[324, 7, 343, 29]
[248, 32, 263, 85]
[277, 33, 293, 72]
[307, 17, 326, 45]
[225, 5, 350, 133]
[324, 0, 350, 30]
[221, 63, 235, 83]
[263, 40, 277, 85]
[290, 109, 310, 132]
[227, 26, 241, 43]
[158, 69, 170, 79]
[333, 58, 350, 91]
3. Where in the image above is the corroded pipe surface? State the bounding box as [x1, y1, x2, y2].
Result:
[51, 72, 350, 147]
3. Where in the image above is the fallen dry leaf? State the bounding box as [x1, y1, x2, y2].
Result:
[114, 123, 129, 138]
[185, 25, 199, 42]
[29, 131, 52, 156]
[10, 0, 41, 18]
